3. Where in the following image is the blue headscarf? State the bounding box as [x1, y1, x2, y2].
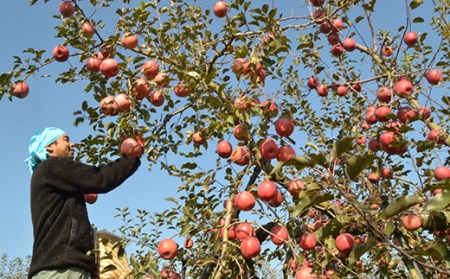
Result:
[25, 127, 66, 173]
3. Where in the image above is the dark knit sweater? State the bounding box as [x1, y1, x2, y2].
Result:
[28, 155, 141, 278]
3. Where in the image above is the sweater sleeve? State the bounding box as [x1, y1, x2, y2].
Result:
[41, 155, 141, 194]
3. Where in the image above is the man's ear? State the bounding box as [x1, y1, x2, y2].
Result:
[46, 144, 54, 154]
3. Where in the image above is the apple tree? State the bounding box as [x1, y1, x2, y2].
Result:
[1, 0, 450, 278]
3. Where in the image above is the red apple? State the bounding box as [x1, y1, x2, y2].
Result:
[368, 172, 379, 183]
[149, 90, 165, 107]
[99, 58, 120, 78]
[331, 44, 344, 56]
[233, 191, 256, 211]
[142, 60, 159, 79]
[327, 32, 340, 45]
[12, 82, 29, 99]
[257, 181, 277, 201]
[184, 238, 194, 249]
[231, 146, 250, 166]
[394, 79, 414, 97]
[402, 214, 421, 231]
[365, 107, 378, 124]
[86, 56, 102, 72]
[375, 106, 392, 122]
[232, 58, 245, 75]
[121, 32, 138, 49]
[132, 78, 150, 100]
[299, 233, 316, 251]
[425, 69, 443, 85]
[154, 72, 170, 87]
[114, 93, 131, 112]
[100, 96, 119, 115]
[236, 222, 255, 241]
[275, 117, 294, 137]
[381, 167, 392, 178]
[288, 179, 305, 198]
[261, 99, 279, 116]
[174, 83, 190, 97]
[356, 136, 366, 145]
[316, 85, 329, 97]
[307, 77, 319, 89]
[428, 129, 446, 144]
[397, 106, 417, 124]
[377, 86, 392, 103]
[192, 131, 206, 145]
[217, 140, 233, 158]
[335, 233, 354, 254]
[336, 85, 348, 96]
[342, 38, 356, 51]
[382, 46, 394, 56]
[295, 267, 315, 279]
[404, 31, 418, 47]
[121, 137, 144, 158]
[319, 22, 331, 34]
[418, 106, 431, 120]
[233, 123, 250, 141]
[260, 138, 279, 160]
[81, 21, 95, 36]
[379, 131, 396, 147]
[240, 236, 261, 259]
[270, 226, 289, 245]
[84, 193, 98, 204]
[311, 0, 325, 6]
[434, 166, 450, 181]
[313, 9, 326, 23]
[59, 1, 75, 17]
[277, 146, 296, 162]
[157, 238, 178, 260]
[268, 190, 283, 207]
[52, 45, 69, 62]
[213, 1, 228, 18]
[330, 18, 344, 32]
[368, 139, 380, 152]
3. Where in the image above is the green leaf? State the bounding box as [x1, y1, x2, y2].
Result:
[330, 137, 354, 160]
[381, 196, 424, 219]
[269, 156, 315, 176]
[410, 0, 424, 9]
[165, 197, 178, 204]
[181, 224, 193, 236]
[355, 16, 364, 24]
[417, 241, 450, 260]
[181, 162, 197, 170]
[30, 0, 38, 5]
[314, 218, 343, 241]
[413, 17, 424, 23]
[294, 193, 334, 216]
[349, 236, 377, 264]
[426, 191, 450, 211]
[346, 154, 375, 180]
[308, 152, 328, 167]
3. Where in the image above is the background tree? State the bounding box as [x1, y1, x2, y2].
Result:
[1, 0, 449, 278]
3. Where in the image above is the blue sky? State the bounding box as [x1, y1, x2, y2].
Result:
[0, 0, 440, 264]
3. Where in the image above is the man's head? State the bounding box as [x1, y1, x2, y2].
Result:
[25, 127, 75, 173]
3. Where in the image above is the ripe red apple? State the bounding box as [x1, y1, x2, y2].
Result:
[342, 38, 356, 51]
[59, 1, 75, 17]
[365, 107, 378, 124]
[295, 267, 315, 279]
[240, 236, 261, 259]
[261, 99, 279, 116]
[268, 190, 283, 207]
[327, 32, 340, 45]
[330, 18, 344, 32]
[270, 226, 289, 246]
[52, 45, 70, 62]
[157, 238, 178, 260]
[331, 45, 344, 56]
[154, 72, 170, 87]
[232, 58, 245, 75]
[356, 136, 366, 145]
[184, 238, 194, 249]
[231, 146, 250, 166]
[397, 106, 418, 124]
[311, 0, 325, 6]
[288, 179, 305, 198]
[402, 214, 421, 231]
[428, 129, 446, 144]
[377, 87, 392, 103]
[99, 58, 120, 78]
[236, 222, 255, 241]
[233, 191, 256, 211]
[213, 1, 228, 18]
[375, 106, 392, 122]
[394, 79, 414, 97]
[12, 82, 29, 99]
[192, 131, 206, 145]
[307, 77, 319, 89]
[174, 83, 190, 97]
[434, 166, 450, 181]
[368, 172, 379, 183]
[149, 90, 165, 107]
[86, 56, 102, 72]
[84, 193, 98, 204]
[404, 31, 419, 47]
[81, 21, 95, 36]
[233, 123, 250, 141]
[336, 85, 348, 96]
[257, 181, 277, 201]
[142, 60, 159, 79]
[381, 167, 392, 178]
[114, 93, 131, 112]
[299, 233, 316, 251]
[260, 138, 279, 160]
[121, 137, 144, 158]
[319, 22, 331, 34]
[379, 131, 396, 147]
[121, 32, 138, 49]
[313, 8, 326, 23]
[217, 140, 233, 158]
[418, 106, 431, 120]
[277, 146, 296, 162]
[368, 139, 380, 152]
[382, 46, 394, 56]
[275, 117, 294, 137]
[425, 69, 443, 85]
[100, 96, 119, 115]
[335, 233, 354, 254]
[316, 85, 329, 97]
[132, 78, 150, 100]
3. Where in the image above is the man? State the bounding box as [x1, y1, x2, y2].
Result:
[25, 127, 141, 279]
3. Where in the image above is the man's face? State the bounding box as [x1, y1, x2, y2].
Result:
[46, 134, 75, 159]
